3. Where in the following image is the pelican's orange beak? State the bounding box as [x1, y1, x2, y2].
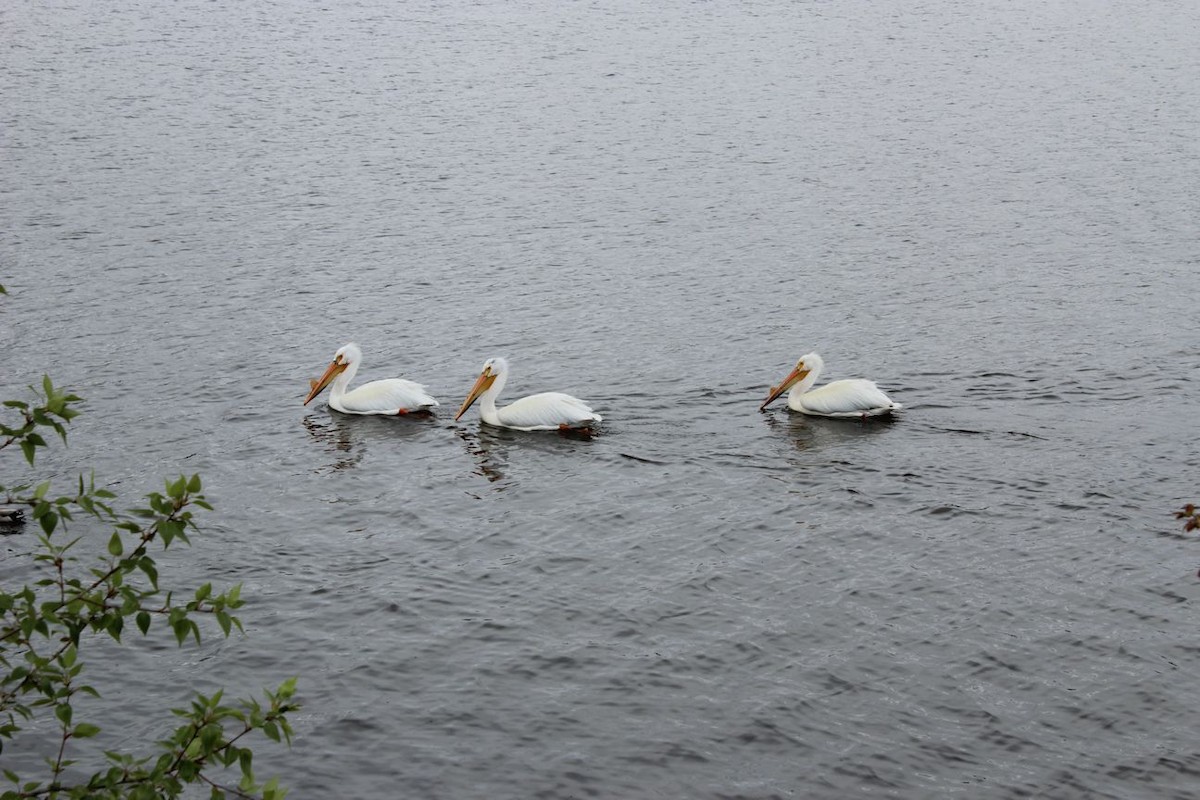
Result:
[759, 364, 811, 411]
[304, 357, 348, 405]
[455, 367, 498, 420]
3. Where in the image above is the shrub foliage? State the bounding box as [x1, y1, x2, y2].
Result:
[2, 321, 298, 798]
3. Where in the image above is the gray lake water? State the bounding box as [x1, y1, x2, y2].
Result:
[3, 0, 1200, 797]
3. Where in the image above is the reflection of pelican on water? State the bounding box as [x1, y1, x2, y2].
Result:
[301, 414, 365, 472]
[455, 427, 509, 487]
[454, 421, 601, 491]
[765, 410, 897, 453]
[302, 406, 438, 473]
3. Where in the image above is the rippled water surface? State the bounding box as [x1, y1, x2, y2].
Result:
[4, 0, 1200, 797]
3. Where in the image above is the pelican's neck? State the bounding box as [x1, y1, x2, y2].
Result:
[478, 364, 508, 424]
[789, 356, 823, 402]
[329, 357, 359, 403]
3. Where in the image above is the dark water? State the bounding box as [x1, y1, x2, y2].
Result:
[3, 0, 1199, 797]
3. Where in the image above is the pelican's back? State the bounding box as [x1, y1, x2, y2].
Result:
[794, 379, 900, 417]
[495, 392, 602, 430]
[338, 379, 439, 415]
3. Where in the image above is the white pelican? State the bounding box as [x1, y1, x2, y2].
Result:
[455, 357, 602, 431]
[303, 343, 438, 415]
[760, 352, 901, 418]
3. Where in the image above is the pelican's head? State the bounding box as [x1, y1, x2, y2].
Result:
[303, 342, 361, 405]
[759, 352, 823, 411]
[334, 342, 362, 366]
[455, 357, 507, 420]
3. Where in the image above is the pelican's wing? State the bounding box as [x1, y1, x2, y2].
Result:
[496, 392, 602, 430]
[798, 379, 900, 417]
[340, 379, 439, 415]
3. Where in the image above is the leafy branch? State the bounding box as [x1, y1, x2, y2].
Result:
[1, 336, 298, 798]
[0, 376, 81, 466]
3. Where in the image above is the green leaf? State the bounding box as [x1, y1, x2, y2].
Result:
[262, 776, 285, 800]
[187, 474, 203, 493]
[72, 723, 101, 738]
[107, 531, 123, 556]
[200, 723, 222, 752]
[166, 476, 187, 499]
[20, 439, 35, 465]
[136, 611, 151, 635]
[159, 519, 182, 546]
[138, 556, 159, 589]
[55, 704, 72, 727]
[237, 760, 255, 791]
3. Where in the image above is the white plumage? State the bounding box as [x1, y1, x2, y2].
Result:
[303, 343, 438, 415]
[454, 357, 601, 431]
[760, 352, 900, 418]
